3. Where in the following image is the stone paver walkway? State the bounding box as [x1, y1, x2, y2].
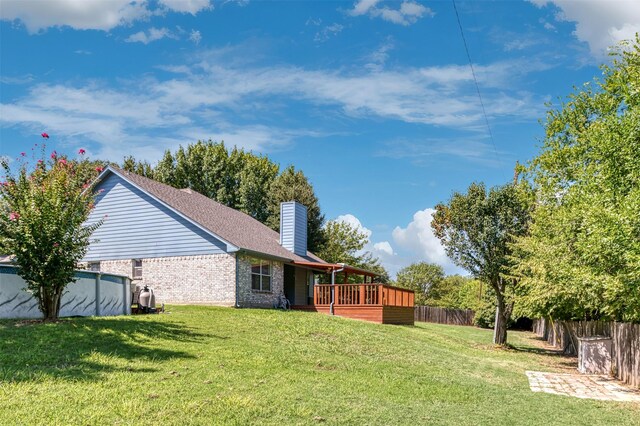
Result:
[525, 371, 640, 402]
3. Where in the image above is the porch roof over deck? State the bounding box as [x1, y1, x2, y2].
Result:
[292, 261, 379, 278]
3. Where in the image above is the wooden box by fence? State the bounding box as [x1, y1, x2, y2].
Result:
[532, 318, 639, 389]
[414, 306, 475, 326]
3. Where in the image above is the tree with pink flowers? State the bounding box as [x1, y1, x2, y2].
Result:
[0, 141, 104, 319]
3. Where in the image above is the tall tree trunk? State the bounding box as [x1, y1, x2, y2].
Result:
[493, 296, 508, 345]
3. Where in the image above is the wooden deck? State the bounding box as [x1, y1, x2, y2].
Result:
[293, 283, 415, 325]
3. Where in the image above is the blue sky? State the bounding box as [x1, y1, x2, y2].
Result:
[1, 0, 639, 276]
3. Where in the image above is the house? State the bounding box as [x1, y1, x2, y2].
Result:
[85, 166, 414, 323]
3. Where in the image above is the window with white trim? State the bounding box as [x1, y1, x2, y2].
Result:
[250, 258, 271, 292]
[132, 259, 142, 279]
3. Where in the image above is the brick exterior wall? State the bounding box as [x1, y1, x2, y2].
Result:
[94, 252, 285, 308]
[236, 254, 284, 308]
[99, 254, 236, 305]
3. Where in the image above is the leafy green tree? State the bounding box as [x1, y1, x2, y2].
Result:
[267, 166, 326, 253]
[362, 262, 390, 284]
[432, 182, 532, 345]
[145, 142, 229, 198]
[470, 286, 501, 329]
[400, 271, 492, 326]
[122, 141, 282, 223]
[512, 37, 640, 323]
[122, 155, 153, 177]
[237, 155, 279, 224]
[395, 262, 444, 306]
[427, 274, 463, 307]
[173, 146, 190, 189]
[318, 219, 389, 282]
[426, 275, 477, 308]
[216, 147, 246, 208]
[449, 277, 498, 328]
[154, 149, 176, 185]
[318, 220, 367, 265]
[0, 148, 103, 319]
[455, 277, 486, 310]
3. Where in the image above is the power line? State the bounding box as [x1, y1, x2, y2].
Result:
[451, 0, 504, 173]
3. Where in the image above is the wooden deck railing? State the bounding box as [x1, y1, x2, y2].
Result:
[313, 284, 414, 307]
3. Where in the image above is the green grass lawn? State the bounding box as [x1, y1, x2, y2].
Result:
[1, 306, 638, 425]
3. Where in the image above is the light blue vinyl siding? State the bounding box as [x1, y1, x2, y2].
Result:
[279, 201, 307, 256]
[84, 173, 229, 261]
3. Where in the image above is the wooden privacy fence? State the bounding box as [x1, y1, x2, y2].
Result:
[533, 318, 640, 388]
[414, 306, 475, 326]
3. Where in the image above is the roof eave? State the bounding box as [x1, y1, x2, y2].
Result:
[238, 248, 294, 263]
[291, 261, 379, 277]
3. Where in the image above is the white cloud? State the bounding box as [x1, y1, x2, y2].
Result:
[0, 74, 34, 85]
[349, 0, 433, 26]
[331, 210, 465, 278]
[182, 123, 320, 153]
[225, 0, 249, 6]
[0, 80, 324, 161]
[373, 241, 394, 256]
[305, 17, 322, 27]
[125, 27, 177, 44]
[365, 38, 394, 71]
[189, 29, 202, 45]
[314, 23, 344, 42]
[539, 17, 556, 31]
[335, 214, 372, 240]
[350, 0, 380, 16]
[0, 0, 212, 33]
[181, 57, 544, 126]
[399, 0, 427, 18]
[529, 0, 640, 56]
[503, 36, 540, 52]
[183, 59, 544, 128]
[0, 48, 550, 163]
[0, 0, 149, 33]
[156, 64, 192, 74]
[392, 208, 463, 275]
[159, 0, 212, 14]
[377, 137, 510, 168]
[334, 214, 397, 271]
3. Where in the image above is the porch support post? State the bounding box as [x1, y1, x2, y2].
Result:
[330, 268, 335, 315]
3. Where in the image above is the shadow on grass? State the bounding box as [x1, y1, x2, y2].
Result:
[508, 344, 565, 356]
[506, 341, 578, 370]
[0, 316, 216, 383]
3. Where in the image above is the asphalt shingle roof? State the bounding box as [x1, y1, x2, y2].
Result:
[109, 166, 325, 264]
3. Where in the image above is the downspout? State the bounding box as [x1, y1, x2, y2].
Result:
[235, 253, 240, 308]
[330, 264, 345, 316]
